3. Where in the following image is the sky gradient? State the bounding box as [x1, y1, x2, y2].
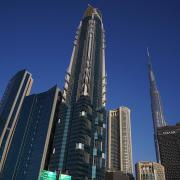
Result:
[0, 0, 180, 169]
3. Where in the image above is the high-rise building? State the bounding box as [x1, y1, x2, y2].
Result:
[107, 107, 133, 175]
[0, 69, 33, 171]
[135, 161, 166, 180]
[147, 49, 167, 162]
[157, 123, 180, 180]
[48, 5, 106, 179]
[0, 86, 61, 179]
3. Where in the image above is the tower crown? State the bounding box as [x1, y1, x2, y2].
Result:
[83, 4, 102, 20]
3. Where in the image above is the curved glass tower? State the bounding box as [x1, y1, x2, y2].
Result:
[147, 48, 167, 163]
[0, 70, 33, 171]
[48, 5, 106, 180]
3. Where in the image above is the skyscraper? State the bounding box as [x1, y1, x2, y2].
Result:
[107, 107, 133, 175]
[135, 161, 166, 180]
[147, 49, 167, 162]
[157, 123, 180, 180]
[0, 86, 61, 179]
[48, 5, 106, 179]
[0, 69, 33, 171]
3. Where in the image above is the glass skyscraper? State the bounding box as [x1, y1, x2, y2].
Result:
[147, 49, 167, 163]
[48, 5, 106, 180]
[0, 69, 33, 171]
[0, 86, 61, 179]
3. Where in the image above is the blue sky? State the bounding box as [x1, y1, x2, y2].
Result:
[0, 0, 180, 168]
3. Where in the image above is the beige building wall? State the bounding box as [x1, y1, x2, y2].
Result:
[107, 107, 133, 174]
[136, 161, 166, 180]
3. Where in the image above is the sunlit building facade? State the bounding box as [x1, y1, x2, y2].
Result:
[135, 161, 165, 180]
[48, 5, 107, 180]
[107, 107, 133, 175]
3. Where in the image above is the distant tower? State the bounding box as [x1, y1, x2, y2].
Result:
[147, 48, 167, 163]
[0, 70, 33, 171]
[107, 107, 133, 175]
[48, 5, 106, 180]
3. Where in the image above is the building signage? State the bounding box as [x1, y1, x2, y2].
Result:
[40, 170, 71, 180]
[163, 131, 175, 135]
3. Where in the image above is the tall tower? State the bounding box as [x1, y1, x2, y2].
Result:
[147, 49, 167, 163]
[107, 107, 133, 175]
[48, 5, 106, 180]
[0, 70, 33, 171]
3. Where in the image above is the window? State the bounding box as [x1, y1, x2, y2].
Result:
[80, 111, 86, 117]
[85, 135, 91, 146]
[94, 132, 98, 140]
[53, 148, 55, 154]
[76, 143, 84, 150]
[95, 117, 98, 125]
[93, 148, 97, 156]
[84, 152, 90, 163]
[58, 118, 61, 124]
[92, 165, 96, 178]
[103, 123, 106, 128]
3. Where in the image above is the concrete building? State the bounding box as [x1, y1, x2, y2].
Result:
[107, 107, 133, 175]
[157, 123, 180, 180]
[135, 161, 165, 180]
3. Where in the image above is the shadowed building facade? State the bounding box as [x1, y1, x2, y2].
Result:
[135, 161, 165, 180]
[0, 70, 33, 172]
[0, 86, 61, 179]
[105, 170, 134, 180]
[48, 5, 107, 180]
[147, 49, 167, 163]
[157, 123, 180, 180]
[107, 107, 133, 175]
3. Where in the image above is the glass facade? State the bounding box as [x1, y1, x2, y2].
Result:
[157, 124, 180, 179]
[0, 86, 61, 180]
[0, 69, 33, 171]
[48, 6, 106, 180]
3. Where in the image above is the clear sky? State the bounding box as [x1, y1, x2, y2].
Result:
[0, 0, 180, 169]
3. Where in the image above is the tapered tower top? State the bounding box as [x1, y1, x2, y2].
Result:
[147, 48, 156, 82]
[147, 48, 167, 163]
[83, 4, 102, 19]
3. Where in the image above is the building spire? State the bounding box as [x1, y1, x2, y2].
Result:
[147, 47, 156, 82]
[147, 47, 153, 66]
[147, 49, 167, 163]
